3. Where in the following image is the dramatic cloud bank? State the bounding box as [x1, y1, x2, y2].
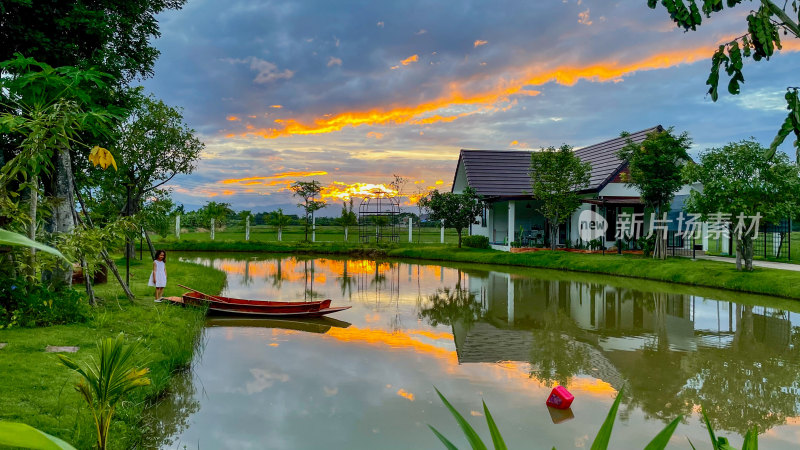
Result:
[141, 0, 800, 213]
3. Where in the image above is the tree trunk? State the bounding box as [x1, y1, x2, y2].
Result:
[550, 222, 558, 250]
[143, 228, 156, 261]
[344, 226, 348, 242]
[42, 148, 75, 287]
[743, 236, 754, 272]
[101, 250, 135, 301]
[735, 238, 743, 271]
[278, 227, 282, 241]
[81, 257, 96, 306]
[26, 178, 38, 278]
[652, 211, 668, 260]
[457, 229, 462, 248]
[74, 186, 135, 301]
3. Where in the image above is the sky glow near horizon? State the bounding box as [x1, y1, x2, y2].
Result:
[140, 0, 800, 215]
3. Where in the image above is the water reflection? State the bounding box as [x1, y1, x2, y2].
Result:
[163, 254, 800, 448]
[455, 269, 800, 434]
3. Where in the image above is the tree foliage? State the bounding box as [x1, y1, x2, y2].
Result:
[618, 128, 691, 259]
[646, 0, 800, 159]
[87, 91, 203, 223]
[0, 0, 187, 85]
[419, 186, 484, 248]
[529, 145, 591, 250]
[290, 180, 326, 241]
[683, 139, 800, 270]
[269, 208, 291, 241]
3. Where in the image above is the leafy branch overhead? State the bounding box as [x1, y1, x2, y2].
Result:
[646, 0, 800, 158]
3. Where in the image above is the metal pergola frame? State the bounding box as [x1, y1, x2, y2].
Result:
[358, 193, 401, 243]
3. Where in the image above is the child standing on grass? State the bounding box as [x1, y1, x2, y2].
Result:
[148, 250, 167, 301]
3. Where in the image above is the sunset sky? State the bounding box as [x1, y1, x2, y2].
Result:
[140, 0, 800, 215]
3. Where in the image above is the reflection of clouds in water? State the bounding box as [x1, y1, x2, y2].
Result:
[396, 388, 414, 401]
[245, 368, 290, 394]
[165, 255, 800, 448]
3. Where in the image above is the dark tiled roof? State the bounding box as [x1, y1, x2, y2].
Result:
[455, 125, 662, 197]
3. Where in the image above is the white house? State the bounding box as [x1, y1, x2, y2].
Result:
[451, 125, 706, 252]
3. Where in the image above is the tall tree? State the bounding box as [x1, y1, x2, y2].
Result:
[0, 57, 116, 285]
[683, 139, 800, 271]
[0, 0, 187, 86]
[419, 187, 484, 248]
[645, 0, 800, 160]
[290, 180, 326, 241]
[618, 128, 691, 259]
[269, 208, 291, 241]
[89, 92, 202, 258]
[529, 145, 592, 250]
[339, 199, 358, 242]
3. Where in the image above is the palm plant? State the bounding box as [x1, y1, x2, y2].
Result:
[58, 334, 151, 450]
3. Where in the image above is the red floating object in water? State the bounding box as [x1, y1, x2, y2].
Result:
[546, 386, 574, 409]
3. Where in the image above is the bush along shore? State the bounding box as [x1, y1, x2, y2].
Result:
[150, 239, 800, 300]
[0, 256, 226, 450]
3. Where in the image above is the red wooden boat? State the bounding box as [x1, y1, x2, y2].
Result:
[174, 291, 351, 317]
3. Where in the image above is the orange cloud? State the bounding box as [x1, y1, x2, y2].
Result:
[321, 182, 398, 201]
[229, 38, 800, 140]
[474, 39, 488, 47]
[220, 171, 328, 185]
[270, 105, 282, 109]
[578, 9, 592, 26]
[510, 140, 529, 147]
[227, 115, 241, 121]
[366, 131, 384, 139]
[401, 54, 419, 66]
[435, 180, 443, 185]
[222, 190, 235, 195]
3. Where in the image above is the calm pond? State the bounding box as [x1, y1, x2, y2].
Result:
[143, 253, 800, 449]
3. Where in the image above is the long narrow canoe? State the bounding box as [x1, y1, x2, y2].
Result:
[174, 292, 350, 317]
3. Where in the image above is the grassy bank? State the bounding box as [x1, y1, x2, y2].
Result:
[387, 246, 800, 300]
[0, 256, 226, 449]
[152, 238, 800, 300]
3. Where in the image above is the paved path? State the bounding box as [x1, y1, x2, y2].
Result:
[696, 255, 800, 272]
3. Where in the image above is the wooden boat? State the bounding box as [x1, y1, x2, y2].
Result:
[170, 291, 351, 318]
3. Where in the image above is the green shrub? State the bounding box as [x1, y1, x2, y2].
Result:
[462, 235, 490, 249]
[0, 279, 89, 328]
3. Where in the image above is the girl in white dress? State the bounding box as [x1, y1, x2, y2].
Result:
[148, 250, 167, 300]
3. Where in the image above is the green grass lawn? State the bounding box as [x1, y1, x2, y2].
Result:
[153, 224, 462, 245]
[0, 256, 226, 449]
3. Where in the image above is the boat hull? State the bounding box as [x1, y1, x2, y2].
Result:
[175, 293, 350, 317]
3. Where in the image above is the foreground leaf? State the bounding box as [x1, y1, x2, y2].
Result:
[590, 388, 624, 450]
[0, 422, 77, 450]
[429, 425, 459, 450]
[434, 387, 488, 450]
[0, 229, 69, 261]
[741, 427, 758, 450]
[643, 416, 682, 450]
[483, 400, 508, 450]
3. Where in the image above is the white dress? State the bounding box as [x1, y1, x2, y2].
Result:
[148, 260, 167, 288]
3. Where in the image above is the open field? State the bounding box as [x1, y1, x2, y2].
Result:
[0, 257, 226, 449]
[153, 224, 463, 245]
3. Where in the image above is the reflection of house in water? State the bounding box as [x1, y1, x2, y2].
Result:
[454, 269, 796, 392]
